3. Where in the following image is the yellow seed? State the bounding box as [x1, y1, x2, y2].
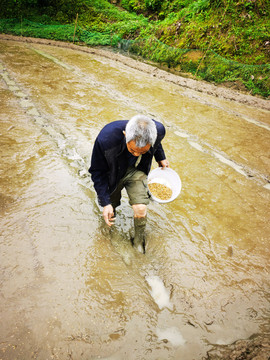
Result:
[148, 183, 172, 200]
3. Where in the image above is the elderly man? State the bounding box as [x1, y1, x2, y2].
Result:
[89, 114, 169, 253]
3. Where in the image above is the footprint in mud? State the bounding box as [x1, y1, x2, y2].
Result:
[109, 226, 135, 266]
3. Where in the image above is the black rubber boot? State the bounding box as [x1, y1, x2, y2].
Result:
[133, 216, 147, 254]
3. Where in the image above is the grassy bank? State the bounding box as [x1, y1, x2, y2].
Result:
[0, 0, 269, 97]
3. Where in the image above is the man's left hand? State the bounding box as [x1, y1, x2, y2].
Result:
[158, 159, 169, 168]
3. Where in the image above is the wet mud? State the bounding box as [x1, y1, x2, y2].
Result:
[0, 37, 270, 360]
[1, 34, 270, 111]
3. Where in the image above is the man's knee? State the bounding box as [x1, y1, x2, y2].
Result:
[132, 204, 147, 218]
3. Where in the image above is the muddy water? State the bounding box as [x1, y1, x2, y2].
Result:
[0, 39, 269, 360]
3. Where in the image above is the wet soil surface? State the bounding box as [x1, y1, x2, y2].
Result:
[0, 36, 269, 360]
[1, 34, 270, 111]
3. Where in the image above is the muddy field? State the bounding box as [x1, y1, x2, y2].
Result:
[0, 36, 269, 360]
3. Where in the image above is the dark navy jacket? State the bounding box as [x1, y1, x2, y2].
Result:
[89, 120, 166, 207]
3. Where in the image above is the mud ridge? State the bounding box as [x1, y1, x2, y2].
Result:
[0, 33, 269, 111]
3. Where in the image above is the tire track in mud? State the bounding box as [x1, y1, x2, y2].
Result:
[174, 130, 270, 189]
[173, 89, 270, 132]
[0, 60, 93, 192]
[31, 46, 149, 116]
[29, 46, 270, 190]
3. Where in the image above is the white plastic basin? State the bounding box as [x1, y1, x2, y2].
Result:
[147, 167, 181, 203]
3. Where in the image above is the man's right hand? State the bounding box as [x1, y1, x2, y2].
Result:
[103, 204, 115, 227]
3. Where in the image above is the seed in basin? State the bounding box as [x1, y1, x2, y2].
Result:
[148, 180, 173, 201]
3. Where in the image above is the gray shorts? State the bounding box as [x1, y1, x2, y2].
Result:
[110, 167, 150, 209]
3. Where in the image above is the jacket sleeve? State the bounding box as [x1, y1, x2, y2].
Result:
[89, 139, 111, 207]
[153, 122, 166, 162]
[154, 143, 166, 162]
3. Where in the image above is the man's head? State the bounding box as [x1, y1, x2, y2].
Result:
[125, 115, 157, 156]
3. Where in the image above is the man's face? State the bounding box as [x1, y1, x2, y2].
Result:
[126, 140, 151, 157]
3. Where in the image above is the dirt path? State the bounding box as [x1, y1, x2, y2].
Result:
[0, 33, 269, 111]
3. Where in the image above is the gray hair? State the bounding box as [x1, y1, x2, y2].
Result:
[125, 115, 157, 147]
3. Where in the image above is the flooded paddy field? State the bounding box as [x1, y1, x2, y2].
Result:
[0, 38, 269, 359]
